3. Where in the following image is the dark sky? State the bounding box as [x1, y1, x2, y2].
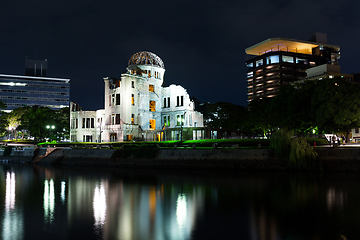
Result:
[1, 0, 359, 110]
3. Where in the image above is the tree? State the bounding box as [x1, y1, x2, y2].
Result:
[268, 82, 316, 134]
[54, 107, 70, 141]
[5, 106, 28, 139]
[0, 100, 7, 136]
[247, 97, 273, 137]
[311, 77, 360, 143]
[18, 106, 57, 142]
[198, 101, 248, 130]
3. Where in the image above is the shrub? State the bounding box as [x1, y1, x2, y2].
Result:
[270, 130, 322, 171]
[183, 139, 270, 148]
[289, 138, 322, 170]
[270, 129, 291, 160]
[3, 146, 13, 157]
[305, 137, 328, 146]
[114, 144, 159, 159]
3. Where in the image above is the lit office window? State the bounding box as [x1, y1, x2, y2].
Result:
[282, 55, 294, 63]
[266, 55, 279, 64]
[256, 59, 263, 67]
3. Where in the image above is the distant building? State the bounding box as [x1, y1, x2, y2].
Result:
[245, 33, 340, 101]
[0, 59, 70, 111]
[25, 58, 48, 77]
[292, 64, 353, 85]
[70, 51, 204, 142]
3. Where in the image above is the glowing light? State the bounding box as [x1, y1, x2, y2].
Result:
[61, 181, 66, 204]
[43, 179, 55, 223]
[3, 172, 23, 240]
[176, 193, 187, 229]
[93, 183, 107, 227]
[5, 172, 16, 212]
[0, 82, 27, 86]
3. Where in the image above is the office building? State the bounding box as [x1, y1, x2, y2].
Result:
[245, 33, 340, 101]
[0, 59, 70, 111]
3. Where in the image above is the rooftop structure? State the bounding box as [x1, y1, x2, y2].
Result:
[245, 33, 340, 101]
[246, 37, 340, 59]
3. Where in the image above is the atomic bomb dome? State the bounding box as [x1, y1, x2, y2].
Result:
[70, 50, 204, 143]
[128, 51, 165, 69]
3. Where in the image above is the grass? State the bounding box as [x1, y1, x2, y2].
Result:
[33, 136, 328, 150]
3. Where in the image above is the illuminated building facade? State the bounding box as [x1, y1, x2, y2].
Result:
[70, 51, 204, 142]
[0, 75, 70, 111]
[245, 33, 340, 101]
[0, 59, 70, 111]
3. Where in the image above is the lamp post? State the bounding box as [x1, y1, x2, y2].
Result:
[46, 125, 55, 141]
[178, 115, 185, 142]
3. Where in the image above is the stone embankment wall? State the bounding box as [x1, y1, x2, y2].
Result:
[0, 147, 47, 163]
[35, 148, 284, 170]
[2, 147, 360, 171]
[315, 148, 360, 171]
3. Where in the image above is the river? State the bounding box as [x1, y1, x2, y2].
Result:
[1, 163, 359, 240]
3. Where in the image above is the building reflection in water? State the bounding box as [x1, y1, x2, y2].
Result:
[65, 177, 203, 240]
[2, 171, 23, 240]
[249, 207, 278, 240]
[327, 187, 346, 210]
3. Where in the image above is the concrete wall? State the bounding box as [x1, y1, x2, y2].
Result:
[5, 147, 360, 171]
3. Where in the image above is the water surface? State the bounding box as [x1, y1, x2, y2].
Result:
[1, 163, 360, 239]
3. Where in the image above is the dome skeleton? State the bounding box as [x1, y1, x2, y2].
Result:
[128, 51, 165, 69]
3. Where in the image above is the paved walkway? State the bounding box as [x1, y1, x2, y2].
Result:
[319, 143, 360, 147]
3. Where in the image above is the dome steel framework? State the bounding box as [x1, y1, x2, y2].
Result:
[128, 51, 165, 69]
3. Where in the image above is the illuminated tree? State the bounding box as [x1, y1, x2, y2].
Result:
[5, 106, 26, 139]
[0, 100, 7, 136]
[311, 77, 360, 143]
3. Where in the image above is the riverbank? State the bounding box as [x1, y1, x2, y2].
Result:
[2, 147, 360, 171]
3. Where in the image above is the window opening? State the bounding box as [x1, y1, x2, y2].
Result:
[149, 119, 156, 130]
[116, 94, 120, 105]
[149, 84, 154, 92]
[149, 101, 155, 112]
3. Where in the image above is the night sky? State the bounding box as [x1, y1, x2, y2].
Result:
[1, 0, 359, 110]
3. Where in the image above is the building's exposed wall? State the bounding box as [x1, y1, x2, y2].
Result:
[70, 109, 97, 142]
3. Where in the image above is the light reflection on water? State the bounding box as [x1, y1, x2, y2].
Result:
[1, 164, 360, 239]
[61, 181, 66, 204]
[93, 182, 107, 229]
[3, 171, 23, 240]
[5, 172, 15, 213]
[43, 179, 55, 224]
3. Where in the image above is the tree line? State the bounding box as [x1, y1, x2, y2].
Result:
[0, 105, 69, 142]
[194, 77, 360, 143]
[0, 76, 358, 143]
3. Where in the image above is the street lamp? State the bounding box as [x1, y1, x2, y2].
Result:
[177, 115, 185, 142]
[46, 125, 55, 141]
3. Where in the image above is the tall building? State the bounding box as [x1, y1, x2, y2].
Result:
[70, 51, 204, 142]
[0, 59, 70, 111]
[245, 33, 340, 101]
